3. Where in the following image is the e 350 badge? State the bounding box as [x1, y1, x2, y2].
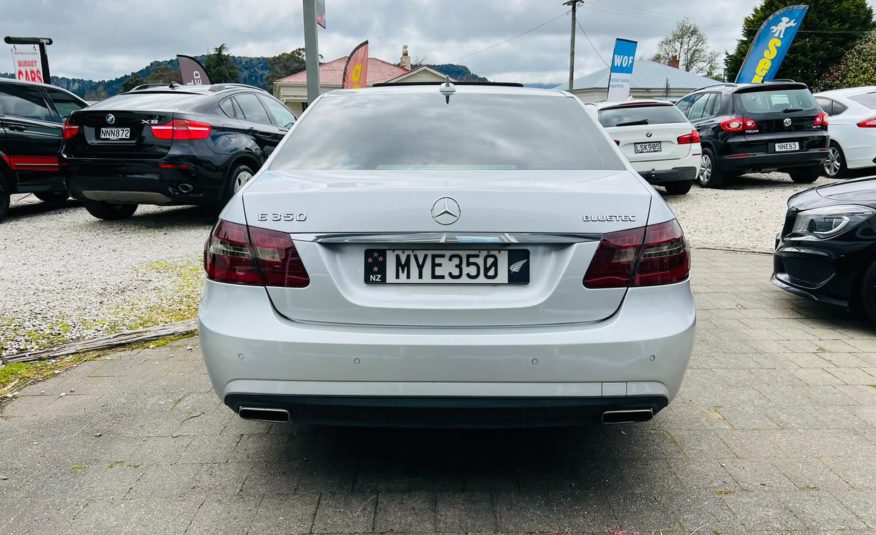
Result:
[257, 212, 307, 222]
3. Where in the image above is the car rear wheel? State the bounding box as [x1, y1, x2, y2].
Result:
[218, 163, 256, 208]
[789, 166, 821, 184]
[822, 143, 847, 179]
[697, 148, 725, 188]
[83, 200, 138, 220]
[34, 191, 70, 204]
[664, 181, 692, 195]
[856, 259, 876, 325]
[0, 179, 9, 222]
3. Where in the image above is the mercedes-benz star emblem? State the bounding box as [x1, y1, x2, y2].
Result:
[431, 197, 461, 225]
[106, 114, 116, 125]
[783, 117, 792, 127]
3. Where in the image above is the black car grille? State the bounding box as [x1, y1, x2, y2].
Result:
[781, 210, 797, 238]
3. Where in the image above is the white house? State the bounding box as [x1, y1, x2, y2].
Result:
[560, 60, 721, 103]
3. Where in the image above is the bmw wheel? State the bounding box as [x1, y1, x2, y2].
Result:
[823, 143, 847, 179]
[231, 165, 254, 195]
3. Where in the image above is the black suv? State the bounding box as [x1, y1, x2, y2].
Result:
[0, 78, 88, 221]
[63, 83, 295, 220]
[676, 82, 830, 188]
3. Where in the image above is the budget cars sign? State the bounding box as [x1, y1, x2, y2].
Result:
[11, 45, 43, 83]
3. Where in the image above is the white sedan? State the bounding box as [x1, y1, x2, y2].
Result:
[198, 83, 696, 428]
[815, 87, 876, 178]
[596, 99, 701, 195]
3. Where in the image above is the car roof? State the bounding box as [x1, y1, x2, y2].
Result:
[125, 83, 267, 96]
[815, 86, 876, 99]
[325, 84, 571, 99]
[594, 99, 674, 110]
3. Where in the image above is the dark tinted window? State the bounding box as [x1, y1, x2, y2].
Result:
[270, 93, 625, 171]
[704, 93, 722, 117]
[45, 88, 86, 119]
[0, 84, 54, 121]
[234, 93, 271, 124]
[833, 101, 848, 115]
[259, 95, 295, 128]
[734, 88, 818, 114]
[218, 97, 237, 118]
[598, 104, 687, 127]
[687, 93, 711, 120]
[849, 92, 876, 110]
[815, 97, 833, 115]
[675, 95, 696, 115]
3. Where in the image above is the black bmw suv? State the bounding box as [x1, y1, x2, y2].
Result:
[0, 78, 88, 221]
[63, 83, 295, 220]
[676, 81, 830, 188]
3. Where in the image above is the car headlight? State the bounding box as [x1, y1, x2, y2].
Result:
[792, 205, 875, 238]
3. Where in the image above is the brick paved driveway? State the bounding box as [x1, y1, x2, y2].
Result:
[2, 249, 876, 534]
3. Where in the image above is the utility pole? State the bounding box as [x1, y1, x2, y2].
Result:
[564, 0, 584, 92]
[302, 0, 320, 105]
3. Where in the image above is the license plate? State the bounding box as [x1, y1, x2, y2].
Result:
[775, 141, 799, 152]
[99, 127, 130, 140]
[634, 142, 662, 154]
[364, 249, 530, 284]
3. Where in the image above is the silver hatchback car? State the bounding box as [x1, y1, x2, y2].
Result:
[198, 83, 696, 428]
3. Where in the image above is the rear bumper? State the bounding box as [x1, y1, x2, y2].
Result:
[64, 157, 224, 205]
[720, 132, 830, 171]
[198, 280, 696, 427]
[637, 166, 697, 184]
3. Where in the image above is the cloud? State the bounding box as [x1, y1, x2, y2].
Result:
[4, 0, 874, 83]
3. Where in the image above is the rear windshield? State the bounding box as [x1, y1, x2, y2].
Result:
[598, 104, 687, 127]
[849, 92, 876, 109]
[269, 92, 625, 171]
[734, 88, 818, 114]
[87, 92, 203, 111]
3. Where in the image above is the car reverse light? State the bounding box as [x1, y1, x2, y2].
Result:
[204, 220, 309, 287]
[720, 117, 758, 133]
[150, 119, 212, 141]
[813, 112, 829, 128]
[677, 130, 701, 144]
[857, 116, 876, 128]
[62, 119, 80, 140]
[583, 219, 689, 288]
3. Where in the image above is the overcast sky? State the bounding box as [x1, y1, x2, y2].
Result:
[6, 0, 876, 83]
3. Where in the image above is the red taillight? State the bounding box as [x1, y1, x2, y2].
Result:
[677, 130, 701, 144]
[583, 219, 689, 289]
[813, 112, 829, 128]
[857, 116, 876, 128]
[204, 220, 309, 287]
[63, 119, 80, 140]
[720, 117, 758, 133]
[150, 119, 212, 141]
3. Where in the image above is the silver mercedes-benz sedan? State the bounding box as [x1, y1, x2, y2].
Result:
[198, 83, 696, 428]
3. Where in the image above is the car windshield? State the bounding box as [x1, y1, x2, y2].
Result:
[269, 92, 625, 171]
[849, 92, 876, 109]
[598, 104, 687, 127]
[734, 88, 818, 114]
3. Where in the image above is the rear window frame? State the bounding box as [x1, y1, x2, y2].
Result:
[732, 86, 818, 115]
[598, 103, 689, 127]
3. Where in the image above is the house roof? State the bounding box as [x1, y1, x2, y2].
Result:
[559, 60, 720, 91]
[276, 56, 410, 86]
[387, 65, 450, 83]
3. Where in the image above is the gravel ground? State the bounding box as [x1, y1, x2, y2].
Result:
[0, 195, 213, 356]
[0, 171, 852, 356]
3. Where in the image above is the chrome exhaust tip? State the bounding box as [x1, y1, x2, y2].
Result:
[601, 409, 653, 424]
[178, 183, 194, 194]
[238, 406, 291, 423]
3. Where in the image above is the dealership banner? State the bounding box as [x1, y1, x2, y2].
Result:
[342, 40, 369, 89]
[177, 54, 212, 85]
[735, 4, 809, 84]
[11, 45, 43, 83]
[606, 38, 637, 102]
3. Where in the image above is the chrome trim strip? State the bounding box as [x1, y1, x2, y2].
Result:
[290, 232, 599, 244]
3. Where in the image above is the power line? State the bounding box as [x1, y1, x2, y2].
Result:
[576, 19, 609, 67]
[450, 10, 569, 63]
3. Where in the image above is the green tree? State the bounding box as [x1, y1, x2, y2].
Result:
[121, 73, 144, 92]
[652, 18, 721, 78]
[725, 0, 875, 87]
[204, 43, 240, 84]
[264, 48, 306, 90]
[144, 65, 182, 85]
[816, 29, 876, 91]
